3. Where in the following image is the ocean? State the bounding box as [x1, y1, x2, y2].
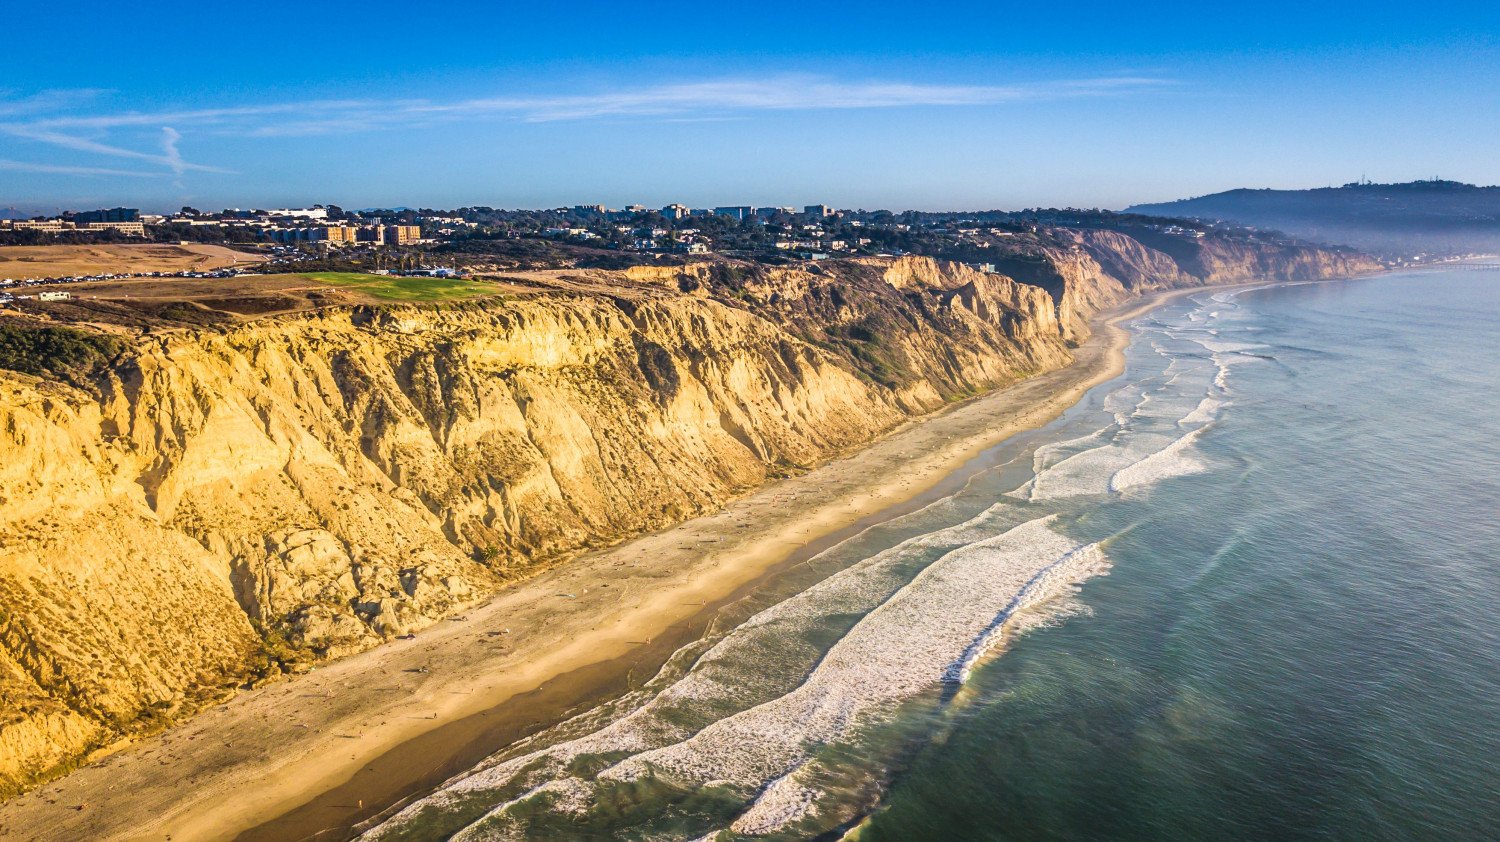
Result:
[361, 266, 1500, 841]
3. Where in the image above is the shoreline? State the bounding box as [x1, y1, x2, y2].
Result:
[0, 283, 1208, 842]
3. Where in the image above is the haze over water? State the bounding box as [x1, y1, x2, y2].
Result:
[364, 266, 1500, 840]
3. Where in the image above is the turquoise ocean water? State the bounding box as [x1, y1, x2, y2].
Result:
[363, 267, 1500, 841]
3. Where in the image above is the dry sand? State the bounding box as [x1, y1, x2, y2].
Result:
[0, 288, 1194, 842]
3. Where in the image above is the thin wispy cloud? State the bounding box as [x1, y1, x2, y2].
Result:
[0, 158, 159, 177]
[161, 127, 186, 173]
[0, 88, 110, 118]
[0, 75, 1173, 181]
[3, 124, 231, 173]
[436, 76, 1174, 122]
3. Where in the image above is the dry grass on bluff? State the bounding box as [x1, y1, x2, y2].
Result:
[0, 243, 264, 280]
[3, 271, 531, 331]
[1, 245, 733, 335]
[2, 259, 738, 333]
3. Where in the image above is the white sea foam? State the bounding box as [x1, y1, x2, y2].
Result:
[1132, 380, 1216, 424]
[1017, 307, 1227, 502]
[1192, 337, 1266, 355]
[1031, 429, 1109, 474]
[598, 519, 1089, 777]
[1159, 353, 1208, 390]
[732, 772, 821, 834]
[614, 518, 1104, 834]
[1179, 395, 1226, 426]
[1104, 381, 1153, 425]
[1015, 434, 1162, 500]
[1186, 327, 1271, 395]
[1022, 392, 1217, 500]
[737, 538, 1112, 836]
[1109, 428, 1209, 492]
[944, 540, 1112, 684]
[365, 506, 1060, 837]
[1211, 348, 1265, 392]
[364, 517, 1107, 840]
[1214, 365, 1229, 391]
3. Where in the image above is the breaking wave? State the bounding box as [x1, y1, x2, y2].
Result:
[1180, 396, 1226, 426]
[1015, 385, 1218, 502]
[363, 515, 1108, 841]
[1110, 428, 1210, 493]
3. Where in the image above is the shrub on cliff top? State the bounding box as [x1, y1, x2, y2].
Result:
[0, 321, 127, 388]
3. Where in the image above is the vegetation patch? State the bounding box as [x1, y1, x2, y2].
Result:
[297, 271, 497, 302]
[0, 322, 127, 387]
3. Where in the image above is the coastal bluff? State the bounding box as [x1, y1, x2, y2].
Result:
[0, 241, 1377, 797]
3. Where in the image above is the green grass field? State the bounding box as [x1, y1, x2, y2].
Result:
[299, 271, 494, 301]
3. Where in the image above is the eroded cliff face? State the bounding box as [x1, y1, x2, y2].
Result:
[992, 229, 1380, 343]
[0, 248, 1375, 796]
[0, 257, 1073, 794]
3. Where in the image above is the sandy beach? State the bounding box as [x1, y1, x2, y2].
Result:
[0, 287, 1194, 842]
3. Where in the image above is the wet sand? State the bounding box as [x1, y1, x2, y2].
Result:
[0, 288, 1194, 842]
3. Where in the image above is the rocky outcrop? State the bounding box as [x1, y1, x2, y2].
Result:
[0, 245, 1375, 797]
[736, 258, 1066, 410]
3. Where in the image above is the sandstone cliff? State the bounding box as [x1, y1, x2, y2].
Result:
[0, 246, 1375, 797]
[990, 228, 1379, 342]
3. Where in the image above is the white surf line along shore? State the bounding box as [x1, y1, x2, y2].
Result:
[374, 499, 1036, 833]
[365, 513, 1106, 839]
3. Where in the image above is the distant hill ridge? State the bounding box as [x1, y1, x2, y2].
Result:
[1127, 179, 1500, 258]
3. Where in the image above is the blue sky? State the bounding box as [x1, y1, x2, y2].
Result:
[3, 2, 1498, 213]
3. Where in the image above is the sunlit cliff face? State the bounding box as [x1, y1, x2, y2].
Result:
[0, 240, 1378, 797]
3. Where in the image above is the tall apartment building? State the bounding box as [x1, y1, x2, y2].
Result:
[266, 225, 363, 245]
[72, 207, 140, 224]
[9, 220, 70, 232]
[323, 225, 359, 244]
[82, 221, 146, 236]
[661, 203, 690, 220]
[804, 204, 832, 217]
[267, 228, 309, 244]
[384, 225, 422, 245]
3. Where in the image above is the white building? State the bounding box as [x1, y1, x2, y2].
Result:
[265, 207, 329, 220]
